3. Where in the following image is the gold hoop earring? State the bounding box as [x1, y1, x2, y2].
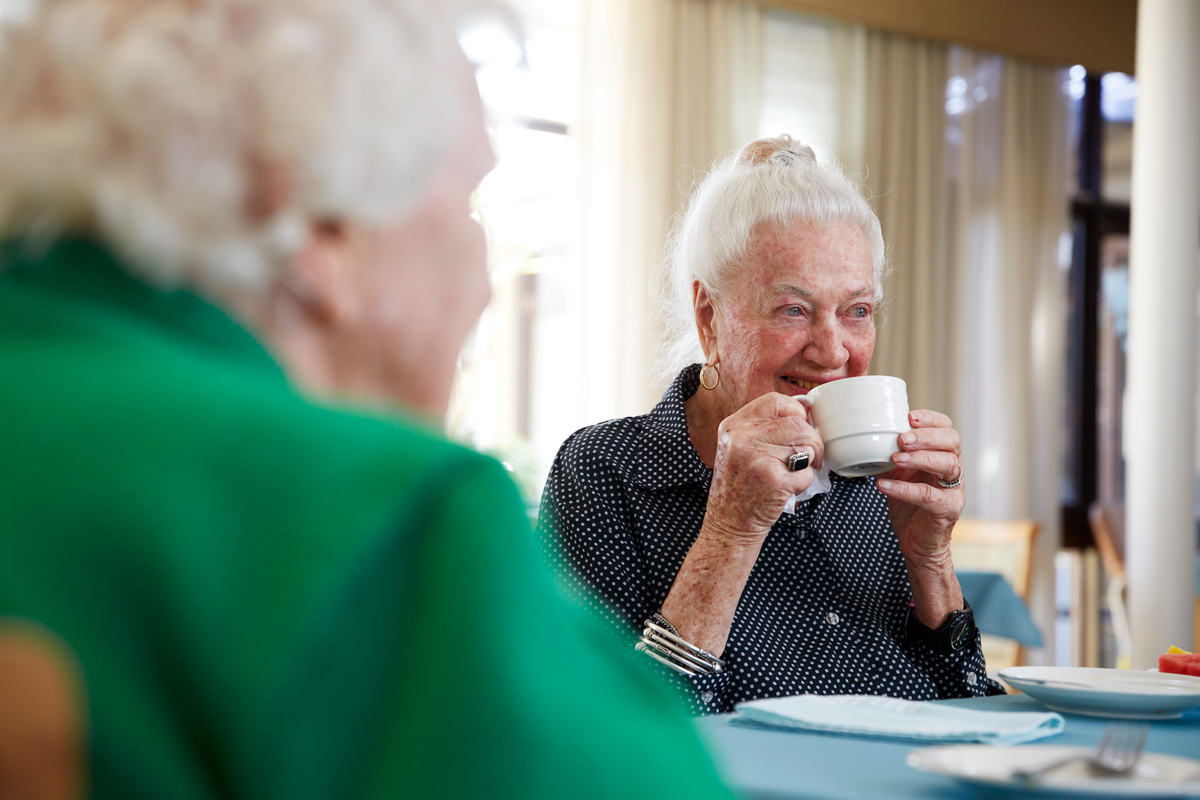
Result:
[699, 362, 720, 390]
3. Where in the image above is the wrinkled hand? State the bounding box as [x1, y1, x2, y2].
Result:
[703, 393, 824, 547]
[875, 409, 965, 572]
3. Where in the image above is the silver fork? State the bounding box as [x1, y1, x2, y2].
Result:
[1013, 723, 1148, 784]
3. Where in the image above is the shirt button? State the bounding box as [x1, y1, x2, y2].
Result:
[967, 672, 978, 687]
[701, 690, 714, 704]
[826, 611, 840, 625]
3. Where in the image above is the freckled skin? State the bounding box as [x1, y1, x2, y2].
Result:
[686, 220, 876, 478]
[707, 221, 876, 424]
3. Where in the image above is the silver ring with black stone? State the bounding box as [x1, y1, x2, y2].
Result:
[787, 452, 811, 472]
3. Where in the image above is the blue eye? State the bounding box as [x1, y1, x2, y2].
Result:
[786, 307, 801, 317]
[852, 307, 869, 318]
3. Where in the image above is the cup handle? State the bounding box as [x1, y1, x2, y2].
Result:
[795, 395, 817, 434]
[793, 396, 826, 471]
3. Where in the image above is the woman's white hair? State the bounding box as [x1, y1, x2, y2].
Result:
[660, 135, 887, 379]
[0, 0, 485, 293]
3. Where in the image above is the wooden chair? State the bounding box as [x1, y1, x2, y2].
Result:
[950, 518, 1040, 671]
[1092, 502, 1200, 656]
[1088, 502, 1133, 668]
[0, 621, 85, 800]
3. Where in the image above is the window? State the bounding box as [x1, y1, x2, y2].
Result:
[453, 0, 581, 507]
[1061, 69, 1134, 547]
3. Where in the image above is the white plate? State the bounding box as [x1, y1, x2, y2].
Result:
[999, 667, 1200, 720]
[907, 744, 1200, 798]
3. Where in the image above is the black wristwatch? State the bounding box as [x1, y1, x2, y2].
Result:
[905, 599, 976, 654]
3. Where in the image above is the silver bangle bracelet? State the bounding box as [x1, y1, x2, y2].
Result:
[635, 641, 697, 676]
[649, 611, 681, 636]
[635, 613, 727, 676]
[642, 630, 719, 673]
[637, 636, 713, 676]
[644, 618, 727, 671]
[643, 627, 724, 673]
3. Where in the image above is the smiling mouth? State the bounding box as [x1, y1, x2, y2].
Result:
[781, 376, 820, 390]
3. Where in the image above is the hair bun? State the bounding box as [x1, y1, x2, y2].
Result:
[738, 136, 817, 168]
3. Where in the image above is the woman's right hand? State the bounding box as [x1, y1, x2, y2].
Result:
[661, 392, 823, 657]
[702, 392, 825, 547]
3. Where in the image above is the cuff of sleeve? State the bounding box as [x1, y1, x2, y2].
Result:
[639, 650, 735, 714]
[911, 631, 1007, 698]
[685, 669, 733, 713]
[675, 668, 734, 714]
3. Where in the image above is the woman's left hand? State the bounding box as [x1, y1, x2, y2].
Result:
[874, 409, 966, 627]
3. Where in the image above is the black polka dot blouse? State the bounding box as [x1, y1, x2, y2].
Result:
[538, 364, 1006, 715]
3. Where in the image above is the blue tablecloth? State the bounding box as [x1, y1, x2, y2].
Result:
[958, 569, 1043, 647]
[696, 694, 1200, 800]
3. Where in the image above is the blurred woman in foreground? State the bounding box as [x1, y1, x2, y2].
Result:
[0, 1, 731, 797]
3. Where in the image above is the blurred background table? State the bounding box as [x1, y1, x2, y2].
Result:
[696, 694, 1200, 800]
[958, 569, 1043, 647]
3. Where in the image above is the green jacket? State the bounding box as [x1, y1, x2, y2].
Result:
[0, 239, 733, 799]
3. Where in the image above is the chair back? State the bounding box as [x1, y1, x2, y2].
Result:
[1088, 501, 1126, 581]
[0, 621, 85, 800]
[1089, 502, 1199, 655]
[950, 518, 1040, 598]
[950, 518, 1040, 672]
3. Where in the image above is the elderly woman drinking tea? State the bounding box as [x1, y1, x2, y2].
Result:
[539, 136, 1005, 714]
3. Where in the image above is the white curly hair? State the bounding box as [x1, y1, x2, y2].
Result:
[659, 135, 887, 380]
[0, 0, 488, 293]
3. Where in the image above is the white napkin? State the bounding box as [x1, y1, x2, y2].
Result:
[735, 695, 1064, 745]
[783, 463, 832, 515]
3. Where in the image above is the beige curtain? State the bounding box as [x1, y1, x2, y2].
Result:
[574, 0, 763, 423]
[946, 52, 1070, 658]
[849, 33, 955, 415]
[829, 27, 1070, 661]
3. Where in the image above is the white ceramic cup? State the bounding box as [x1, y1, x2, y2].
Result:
[796, 375, 911, 477]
